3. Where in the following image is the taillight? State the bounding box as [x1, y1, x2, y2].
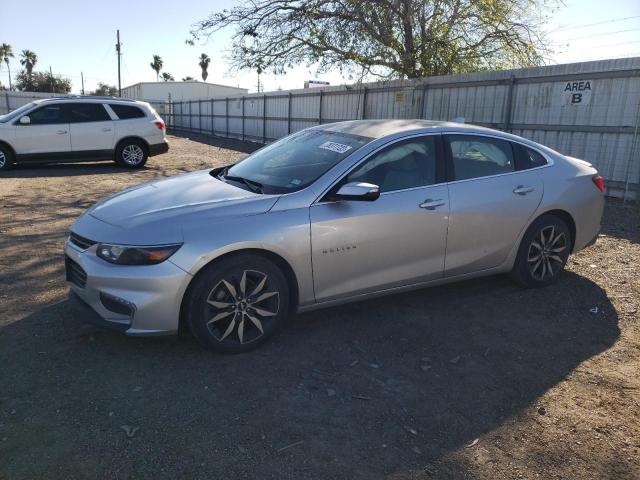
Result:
[154, 120, 165, 130]
[592, 175, 605, 193]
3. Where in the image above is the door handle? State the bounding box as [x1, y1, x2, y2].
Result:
[513, 185, 534, 195]
[102, 128, 112, 132]
[419, 199, 446, 210]
[56, 130, 68, 135]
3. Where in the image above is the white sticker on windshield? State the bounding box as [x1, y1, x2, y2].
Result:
[319, 141, 352, 154]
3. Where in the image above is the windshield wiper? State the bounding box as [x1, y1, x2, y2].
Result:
[224, 174, 264, 194]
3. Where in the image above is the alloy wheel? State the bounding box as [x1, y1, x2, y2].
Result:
[205, 269, 280, 345]
[527, 225, 567, 281]
[0, 150, 6, 168]
[122, 145, 144, 165]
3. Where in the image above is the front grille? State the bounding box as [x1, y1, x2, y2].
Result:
[65, 255, 87, 288]
[69, 232, 97, 250]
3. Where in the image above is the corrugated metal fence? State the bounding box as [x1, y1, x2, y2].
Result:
[156, 57, 640, 200]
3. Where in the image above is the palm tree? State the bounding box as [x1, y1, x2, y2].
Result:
[161, 72, 174, 82]
[0, 44, 14, 90]
[150, 55, 163, 81]
[20, 50, 38, 77]
[198, 53, 210, 82]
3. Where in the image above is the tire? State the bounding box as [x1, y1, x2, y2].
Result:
[0, 144, 15, 171]
[510, 214, 572, 288]
[184, 253, 290, 353]
[115, 139, 148, 168]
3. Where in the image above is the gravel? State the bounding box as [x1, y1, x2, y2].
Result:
[0, 132, 638, 479]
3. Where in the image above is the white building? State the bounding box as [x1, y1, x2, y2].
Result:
[121, 80, 248, 102]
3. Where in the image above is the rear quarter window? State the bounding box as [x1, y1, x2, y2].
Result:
[110, 104, 146, 120]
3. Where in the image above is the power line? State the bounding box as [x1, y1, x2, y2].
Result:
[559, 40, 640, 52]
[561, 27, 640, 42]
[551, 15, 640, 33]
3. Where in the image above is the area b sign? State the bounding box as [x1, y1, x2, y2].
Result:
[562, 80, 593, 106]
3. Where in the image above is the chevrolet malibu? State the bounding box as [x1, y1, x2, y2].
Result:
[65, 120, 605, 353]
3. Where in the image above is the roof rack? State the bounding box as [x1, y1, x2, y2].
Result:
[47, 95, 136, 102]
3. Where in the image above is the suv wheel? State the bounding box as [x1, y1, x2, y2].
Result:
[0, 144, 15, 171]
[115, 140, 148, 168]
[510, 214, 572, 288]
[184, 254, 290, 353]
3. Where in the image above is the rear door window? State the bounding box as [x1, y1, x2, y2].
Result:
[66, 103, 111, 123]
[446, 135, 515, 181]
[110, 104, 146, 119]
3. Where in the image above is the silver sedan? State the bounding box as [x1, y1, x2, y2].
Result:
[65, 120, 605, 352]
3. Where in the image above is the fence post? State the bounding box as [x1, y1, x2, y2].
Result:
[241, 96, 245, 141]
[503, 75, 516, 132]
[211, 99, 214, 135]
[225, 97, 229, 138]
[198, 99, 202, 133]
[420, 84, 428, 119]
[287, 92, 292, 134]
[318, 90, 323, 125]
[189, 101, 193, 131]
[361, 86, 368, 119]
[262, 94, 267, 143]
[4, 92, 10, 113]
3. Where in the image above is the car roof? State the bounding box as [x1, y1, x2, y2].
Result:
[319, 119, 509, 139]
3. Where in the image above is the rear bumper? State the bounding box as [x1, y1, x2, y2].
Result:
[149, 141, 169, 157]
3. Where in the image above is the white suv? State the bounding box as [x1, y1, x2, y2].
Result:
[0, 96, 169, 170]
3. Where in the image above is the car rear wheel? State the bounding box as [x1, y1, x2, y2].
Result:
[511, 214, 572, 288]
[115, 140, 148, 168]
[184, 254, 290, 353]
[0, 144, 15, 171]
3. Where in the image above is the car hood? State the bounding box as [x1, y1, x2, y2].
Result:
[72, 169, 279, 244]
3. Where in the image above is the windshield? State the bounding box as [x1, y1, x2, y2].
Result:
[0, 102, 36, 123]
[223, 129, 372, 193]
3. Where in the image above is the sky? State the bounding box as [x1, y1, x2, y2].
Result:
[0, 0, 639, 95]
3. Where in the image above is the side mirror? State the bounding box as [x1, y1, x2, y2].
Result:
[19, 116, 31, 125]
[332, 182, 380, 201]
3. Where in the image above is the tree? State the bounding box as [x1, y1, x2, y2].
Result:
[0, 43, 14, 89]
[20, 50, 38, 78]
[182, 76, 195, 81]
[190, 0, 554, 79]
[161, 72, 174, 82]
[15, 70, 71, 93]
[198, 53, 211, 81]
[91, 82, 118, 96]
[150, 54, 163, 81]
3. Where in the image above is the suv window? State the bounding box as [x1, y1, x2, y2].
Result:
[27, 105, 67, 125]
[346, 136, 438, 193]
[110, 104, 146, 119]
[446, 135, 514, 181]
[66, 103, 111, 123]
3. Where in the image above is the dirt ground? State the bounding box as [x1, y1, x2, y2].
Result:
[0, 132, 638, 480]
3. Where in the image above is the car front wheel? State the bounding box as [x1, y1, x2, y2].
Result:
[115, 140, 148, 168]
[184, 254, 290, 353]
[511, 214, 572, 287]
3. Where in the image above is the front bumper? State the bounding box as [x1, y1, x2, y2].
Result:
[149, 140, 169, 157]
[64, 237, 191, 336]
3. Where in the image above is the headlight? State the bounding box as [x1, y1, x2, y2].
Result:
[96, 243, 182, 265]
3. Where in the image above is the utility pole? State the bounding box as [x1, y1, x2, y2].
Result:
[81, 72, 85, 95]
[116, 30, 122, 97]
[49, 66, 55, 94]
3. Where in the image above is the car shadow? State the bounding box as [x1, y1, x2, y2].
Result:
[0, 271, 620, 479]
[0, 161, 140, 178]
